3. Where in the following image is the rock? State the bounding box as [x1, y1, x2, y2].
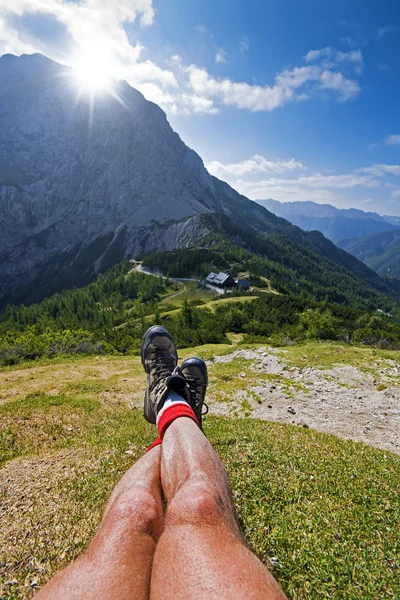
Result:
[0, 55, 297, 307]
[287, 407, 296, 415]
[269, 557, 280, 568]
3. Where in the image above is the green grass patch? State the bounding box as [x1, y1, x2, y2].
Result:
[280, 341, 400, 377]
[207, 418, 400, 599]
[0, 386, 399, 599]
[65, 380, 107, 394]
[1, 347, 400, 598]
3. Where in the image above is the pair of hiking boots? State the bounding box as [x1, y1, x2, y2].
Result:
[141, 326, 208, 427]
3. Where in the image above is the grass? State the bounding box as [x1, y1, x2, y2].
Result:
[208, 354, 310, 405]
[120, 280, 259, 326]
[1, 343, 400, 599]
[280, 341, 400, 376]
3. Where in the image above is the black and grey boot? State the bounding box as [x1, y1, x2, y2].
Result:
[180, 357, 209, 428]
[141, 326, 189, 424]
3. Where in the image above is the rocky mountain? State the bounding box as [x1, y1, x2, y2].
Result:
[383, 215, 400, 226]
[0, 53, 399, 308]
[338, 229, 400, 278]
[257, 199, 399, 244]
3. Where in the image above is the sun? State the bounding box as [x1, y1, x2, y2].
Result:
[71, 48, 116, 95]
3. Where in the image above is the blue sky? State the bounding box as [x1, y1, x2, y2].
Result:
[1, 0, 400, 215]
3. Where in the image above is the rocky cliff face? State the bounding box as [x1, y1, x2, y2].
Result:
[0, 54, 216, 247]
[0, 53, 285, 306]
[1, 53, 396, 308]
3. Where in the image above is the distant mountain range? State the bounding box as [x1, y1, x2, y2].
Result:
[0, 53, 399, 311]
[257, 199, 400, 244]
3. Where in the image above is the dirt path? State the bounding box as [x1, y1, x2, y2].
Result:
[166, 282, 187, 300]
[209, 348, 400, 455]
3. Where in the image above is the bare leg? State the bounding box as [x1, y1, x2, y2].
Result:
[151, 418, 287, 600]
[36, 446, 164, 600]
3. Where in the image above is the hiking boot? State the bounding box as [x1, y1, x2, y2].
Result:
[141, 326, 189, 424]
[180, 357, 209, 428]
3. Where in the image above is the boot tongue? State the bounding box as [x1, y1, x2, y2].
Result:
[167, 374, 187, 393]
[167, 366, 187, 394]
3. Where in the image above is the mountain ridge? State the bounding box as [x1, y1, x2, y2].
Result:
[257, 199, 400, 244]
[1, 53, 399, 309]
[338, 229, 400, 279]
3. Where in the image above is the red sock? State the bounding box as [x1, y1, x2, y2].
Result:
[146, 437, 162, 452]
[157, 403, 199, 439]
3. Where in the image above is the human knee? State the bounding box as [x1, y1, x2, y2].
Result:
[108, 488, 161, 535]
[167, 481, 226, 527]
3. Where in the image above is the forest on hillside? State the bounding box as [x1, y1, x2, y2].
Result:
[1, 255, 400, 366]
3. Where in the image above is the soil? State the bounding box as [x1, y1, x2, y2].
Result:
[209, 348, 400, 455]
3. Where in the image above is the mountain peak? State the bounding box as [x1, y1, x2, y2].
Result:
[0, 54, 397, 308]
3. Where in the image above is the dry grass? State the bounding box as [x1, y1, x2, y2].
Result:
[280, 341, 400, 374]
[0, 448, 106, 598]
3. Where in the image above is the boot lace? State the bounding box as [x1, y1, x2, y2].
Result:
[186, 379, 209, 416]
[148, 347, 176, 391]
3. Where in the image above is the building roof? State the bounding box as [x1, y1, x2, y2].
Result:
[237, 279, 250, 287]
[206, 272, 234, 286]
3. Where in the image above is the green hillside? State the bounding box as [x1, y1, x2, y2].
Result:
[339, 229, 400, 278]
[1, 236, 400, 367]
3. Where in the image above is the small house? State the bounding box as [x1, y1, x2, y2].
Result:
[206, 272, 236, 289]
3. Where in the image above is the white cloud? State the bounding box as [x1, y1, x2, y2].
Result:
[219, 163, 400, 209]
[339, 37, 358, 48]
[135, 82, 177, 109]
[215, 48, 227, 64]
[0, 15, 37, 55]
[194, 25, 207, 35]
[182, 94, 219, 115]
[236, 180, 342, 204]
[135, 82, 218, 115]
[360, 164, 400, 177]
[188, 61, 360, 112]
[319, 70, 360, 101]
[0, 0, 197, 110]
[207, 156, 305, 178]
[123, 60, 178, 88]
[378, 25, 396, 39]
[386, 135, 400, 146]
[0, 0, 154, 62]
[305, 46, 363, 74]
[239, 37, 249, 55]
[336, 49, 363, 74]
[305, 47, 333, 63]
[234, 173, 377, 192]
[0, 10, 363, 117]
[293, 173, 377, 189]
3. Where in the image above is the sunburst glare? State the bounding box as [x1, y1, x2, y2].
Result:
[72, 52, 115, 94]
